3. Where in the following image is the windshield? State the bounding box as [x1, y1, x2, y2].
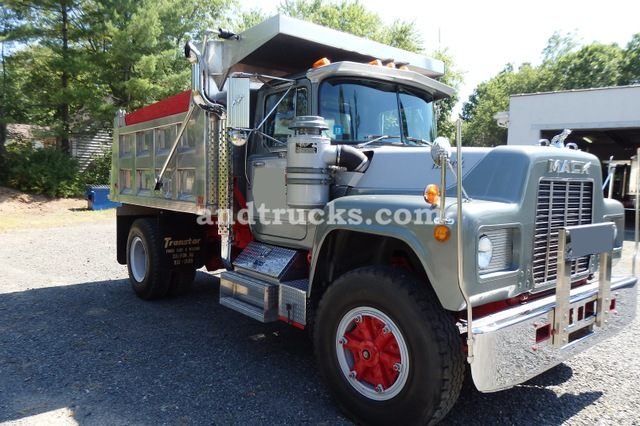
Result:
[318, 79, 437, 146]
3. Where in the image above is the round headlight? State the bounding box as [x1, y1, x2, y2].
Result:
[478, 235, 493, 270]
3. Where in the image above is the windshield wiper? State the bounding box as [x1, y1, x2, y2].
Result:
[357, 135, 401, 148]
[405, 137, 432, 146]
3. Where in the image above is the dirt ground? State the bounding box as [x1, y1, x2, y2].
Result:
[0, 186, 114, 231]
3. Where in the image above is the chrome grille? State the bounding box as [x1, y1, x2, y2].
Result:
[532, 179, 593, 289]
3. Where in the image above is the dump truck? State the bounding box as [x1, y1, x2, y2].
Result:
[110, 15, 637, 425]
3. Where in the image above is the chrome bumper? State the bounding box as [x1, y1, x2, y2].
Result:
[471, 275, 637, 392]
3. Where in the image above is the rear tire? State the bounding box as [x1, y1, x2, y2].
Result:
[314, 266, 464, 426]
[126, 218, 171, 300]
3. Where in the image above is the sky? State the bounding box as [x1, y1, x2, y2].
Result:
[236, 0, 640, 116]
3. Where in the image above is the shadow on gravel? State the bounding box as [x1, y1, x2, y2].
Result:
[1, 273, 601, 426]
[0, 273, 347, 425]
[443, 364, 602, 425]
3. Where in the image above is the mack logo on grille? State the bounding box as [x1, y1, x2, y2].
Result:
[547, 159, 591, 174]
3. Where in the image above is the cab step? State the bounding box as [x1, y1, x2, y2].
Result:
[220, 270, 279, 322]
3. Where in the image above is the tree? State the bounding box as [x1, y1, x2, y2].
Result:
[461, 63, 548, 146]
[14, 1, 90, 153]
[237, 9, 269, 31]
[432, 48, 463, 141]
[619, 33, 640, 85]
[3, 0, 235, 153]
[542, 31, 579, 63]
[547, 43, 623, 90]
[79, 0, 234, 115]
[1, 5, 28, 164]
[3, 1, 108, 153]
[278, 0, 422, 52]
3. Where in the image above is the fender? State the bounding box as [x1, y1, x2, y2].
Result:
[309, 194, 466, 311]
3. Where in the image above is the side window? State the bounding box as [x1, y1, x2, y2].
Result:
[263, 88, 308, 146]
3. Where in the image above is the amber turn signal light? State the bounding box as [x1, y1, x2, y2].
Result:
[434, 225, 450, 242]
[424, 184, 440, 206]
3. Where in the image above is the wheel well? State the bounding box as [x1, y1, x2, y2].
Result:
[309, 230, 429, 311]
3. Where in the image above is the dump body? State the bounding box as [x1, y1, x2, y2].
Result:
[111, 92, 216, 215]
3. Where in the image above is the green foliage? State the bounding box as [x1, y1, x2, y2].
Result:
[0, 143, 113, 198]
[277, 0, 423, 52]
[619, 33, 640, 85]
[461, 63, 545, 146]
[541, 31, 580, 63]
[3, 0, 235, 151]
[432, 48, 462, 141]
[549, 43, 623, 90]
[1, 144, 81, 197]
[236, 10, 269, 31]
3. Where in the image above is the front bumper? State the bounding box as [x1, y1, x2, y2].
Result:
[471, 275, 637, 392]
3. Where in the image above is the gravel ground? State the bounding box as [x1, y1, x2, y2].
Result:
[0, 214, 638, 426]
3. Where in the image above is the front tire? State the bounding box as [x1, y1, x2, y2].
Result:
[314, 266, 464, 426]
[126, 218, 171, 300]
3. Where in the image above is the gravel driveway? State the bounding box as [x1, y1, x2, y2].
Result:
[1, 215, 638, 425]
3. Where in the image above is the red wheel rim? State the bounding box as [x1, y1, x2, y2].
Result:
[336, 307, 409, 400]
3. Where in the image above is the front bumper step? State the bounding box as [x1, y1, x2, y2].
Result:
[470, 275, 637, 392]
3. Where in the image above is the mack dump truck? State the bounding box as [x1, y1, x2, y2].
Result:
[110, 15, 637, 425]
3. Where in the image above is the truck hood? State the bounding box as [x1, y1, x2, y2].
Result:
[348, 145, 491, 195]
[345, 144, 604, 203]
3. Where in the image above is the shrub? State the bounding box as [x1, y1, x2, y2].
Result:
[1, 144, 82, 198]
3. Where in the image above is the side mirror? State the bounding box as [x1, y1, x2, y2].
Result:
[431, 136, 452, 167]
[229, 129, 249, 147]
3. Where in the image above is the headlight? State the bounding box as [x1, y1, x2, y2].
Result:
[477, 235, 493, 270]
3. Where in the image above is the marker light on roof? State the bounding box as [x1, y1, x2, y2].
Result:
[313, 57, 331, 68]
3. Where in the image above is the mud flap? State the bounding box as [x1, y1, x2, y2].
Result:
[158, 210, 206, 269]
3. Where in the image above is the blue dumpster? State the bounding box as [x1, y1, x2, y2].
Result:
[85, 184, 121, 210]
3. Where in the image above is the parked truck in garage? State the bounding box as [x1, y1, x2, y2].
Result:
[109, 15, 637, 425]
